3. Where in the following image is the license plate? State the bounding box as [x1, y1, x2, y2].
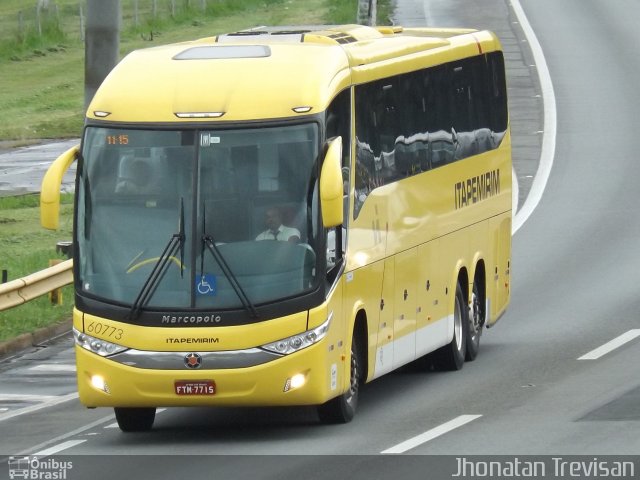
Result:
[174, 380, 216, 396]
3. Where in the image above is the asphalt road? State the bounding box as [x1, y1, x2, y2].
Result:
[0, 139, 77, 197]
[2, 0, 640, 478]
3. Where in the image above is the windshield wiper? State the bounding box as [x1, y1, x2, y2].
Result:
[200, 205, 258, 318]
[128, 199, 185, 320]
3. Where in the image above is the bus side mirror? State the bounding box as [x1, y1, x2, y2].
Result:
[320, 137, 344, 228]
[41, 144, 79, 230]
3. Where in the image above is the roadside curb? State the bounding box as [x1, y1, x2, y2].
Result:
[0, 319, 72, 360]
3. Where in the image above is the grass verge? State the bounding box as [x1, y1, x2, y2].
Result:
[0, 0, 391, 141]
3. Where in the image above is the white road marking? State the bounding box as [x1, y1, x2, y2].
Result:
[0, 394, 58, 402]
[511, 0, 557, 234]
[0, 392, 78, 423]
[578, 330, 640, 360]
[28, 364, 76, 372]
[17, 414, 115, 456]
[381, 415, 482, 454]
[33, 439, 87, 457]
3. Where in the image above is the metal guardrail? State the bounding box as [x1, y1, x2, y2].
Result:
[0, 259, 73, 311]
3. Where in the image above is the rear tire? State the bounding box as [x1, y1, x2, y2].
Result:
[114, 407, 156, 432]
[318, 336, 361, 424]
[433, 282, 467, 371]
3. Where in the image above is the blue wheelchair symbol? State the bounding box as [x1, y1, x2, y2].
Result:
[195, 274, 217, 296]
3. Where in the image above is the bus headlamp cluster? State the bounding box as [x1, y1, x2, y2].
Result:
[261, 314, 332, 355]
[73, 328, 128, 357]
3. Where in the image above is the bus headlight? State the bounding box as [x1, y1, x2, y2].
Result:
[73, 327, 128, 357]
[261, 314, 332, 355]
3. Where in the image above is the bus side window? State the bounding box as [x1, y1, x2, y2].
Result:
[326, 88, 351, 166]
[488, 51, 509, 141]
[354, 82, 378, 219]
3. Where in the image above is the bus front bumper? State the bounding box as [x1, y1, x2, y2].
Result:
[75, 342, 343, 408]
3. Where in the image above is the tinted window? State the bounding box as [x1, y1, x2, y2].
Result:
[353, 52, 508, 218]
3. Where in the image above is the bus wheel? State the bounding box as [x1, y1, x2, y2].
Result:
[114, 407, 156, 432]
[317, 336, 361, 424]
[466, 280, 484, 361]
[434, 282, 467, 371]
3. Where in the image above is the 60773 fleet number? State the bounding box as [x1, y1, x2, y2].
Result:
[86, 321, 124, 340]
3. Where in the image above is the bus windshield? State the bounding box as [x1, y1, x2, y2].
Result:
[77, 123, 320, 313]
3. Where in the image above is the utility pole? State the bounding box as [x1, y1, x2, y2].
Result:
[84, 0, 121, 110]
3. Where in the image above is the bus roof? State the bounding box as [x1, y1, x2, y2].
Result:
[87, 24, 502, 123]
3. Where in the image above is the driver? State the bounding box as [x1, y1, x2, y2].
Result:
[255, 206, 300, 243]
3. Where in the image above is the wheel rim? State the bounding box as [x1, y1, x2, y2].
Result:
[345, 346, 358, 406]
[469, 288, 484, 341]
[469, 289, 481, 341]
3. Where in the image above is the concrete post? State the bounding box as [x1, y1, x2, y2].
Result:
[84, 0, 121, 111]
[357, 0, 377, 26]
[357, 0, 369, 25]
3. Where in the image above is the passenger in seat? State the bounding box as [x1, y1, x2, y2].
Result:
[115, 156, 151, 194]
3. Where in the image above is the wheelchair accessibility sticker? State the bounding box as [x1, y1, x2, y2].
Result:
[195, 274, 217, 296]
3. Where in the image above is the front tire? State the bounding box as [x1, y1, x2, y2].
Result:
[317, 336, 361, 424]
[114, 407, 156, 432]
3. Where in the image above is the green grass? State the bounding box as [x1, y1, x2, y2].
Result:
[0, 0, 391, 141]
[0, 193, 74, 342]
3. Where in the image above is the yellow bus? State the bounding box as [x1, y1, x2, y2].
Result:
[41, 24, 511, 431]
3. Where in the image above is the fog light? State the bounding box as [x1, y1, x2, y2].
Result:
[283, 373, 306, 392]
[291, 373, 306, 389]
[91, 375, 110, 394]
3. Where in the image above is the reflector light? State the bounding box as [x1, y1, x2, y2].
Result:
[93, 111, 111, 118]
[292, 106, 312, 113]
